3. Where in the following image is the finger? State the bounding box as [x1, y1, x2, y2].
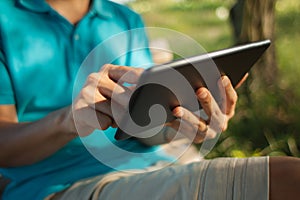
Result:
[80, 83, 114, 115]
[235, 73, 248, 89]
[196, 84, 227, 133]
[84, 72, 113, 102]
[92, 90, 128, 126]
[95, 110, 113, 130]
[173, 107, 208, 143]
[167, 119, 207, 143]
[81, 82, 107, 104]
[94, 100, 113, 118]
[219, 76, 237, 118]
[77, 106, 113, 132]
[95, 101, 119, 129]
[98, 76, 133, 108]
[109, 100, 127, 126]
[111, 120, 118, 128]
[103, 64, 144, 84]
[128, 85, 137, 91]
[173, 106, 207, 132]
[195, 87, 212, 119]
[81, 73, 129, 125]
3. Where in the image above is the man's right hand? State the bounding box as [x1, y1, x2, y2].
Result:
[69, 64, 144, 137]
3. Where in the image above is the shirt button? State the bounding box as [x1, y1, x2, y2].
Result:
[74, 34, 80, 41]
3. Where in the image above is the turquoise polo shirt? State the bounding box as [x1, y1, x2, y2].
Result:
[0, 1, 173, 199]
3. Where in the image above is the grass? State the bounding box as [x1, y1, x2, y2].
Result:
[128, 0, 300, 158]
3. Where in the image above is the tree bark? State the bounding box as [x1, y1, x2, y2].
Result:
[239, 0, 278, 87]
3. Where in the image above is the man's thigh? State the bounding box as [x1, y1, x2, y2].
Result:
[50, 157, 269, 200]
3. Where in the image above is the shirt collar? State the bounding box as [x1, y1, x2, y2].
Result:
[90, 0, 113, 19]
[16, 0, 113, 18]
[16, 0, 51, 13]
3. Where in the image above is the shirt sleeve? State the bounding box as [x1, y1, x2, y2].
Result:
[0, 46, 15, 105]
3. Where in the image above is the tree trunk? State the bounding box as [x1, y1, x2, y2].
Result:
[239, 0, 278, 87]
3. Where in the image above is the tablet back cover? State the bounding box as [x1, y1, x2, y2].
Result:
[115, 40, 271, 140]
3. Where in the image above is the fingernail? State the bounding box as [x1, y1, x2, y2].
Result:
[174, 108, 183, 117]
[222, 76, 230, 87]
[197, 89, 208, 99]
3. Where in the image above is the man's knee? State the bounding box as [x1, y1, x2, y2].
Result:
[270, 156, 300, 200]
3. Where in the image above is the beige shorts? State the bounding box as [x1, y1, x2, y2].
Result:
[48, 157, 269, 200]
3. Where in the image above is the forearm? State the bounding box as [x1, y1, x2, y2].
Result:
[0, 107, 77, 167]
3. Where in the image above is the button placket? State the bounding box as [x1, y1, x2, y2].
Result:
[74, 34, 80, 41]
[69, 29, 80, 79]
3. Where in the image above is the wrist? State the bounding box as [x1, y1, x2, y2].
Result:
[54, 106, 78, 139]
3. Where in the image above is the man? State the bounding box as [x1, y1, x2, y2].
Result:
[0, 0, 299, 199]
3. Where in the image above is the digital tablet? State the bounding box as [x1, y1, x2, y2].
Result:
[114, 40, 271, 140]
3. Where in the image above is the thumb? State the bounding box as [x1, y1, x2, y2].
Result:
[103, 64, 144, 84]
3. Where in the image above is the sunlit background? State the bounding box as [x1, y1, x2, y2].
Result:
[112, 0, 300, 158]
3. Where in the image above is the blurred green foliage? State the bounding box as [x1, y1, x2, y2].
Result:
[129, 0, 300, 158]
